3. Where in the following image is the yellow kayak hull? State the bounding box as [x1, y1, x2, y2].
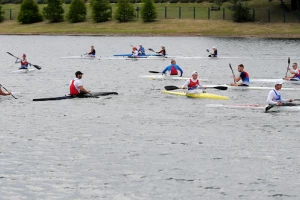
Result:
[161, 90, 229, 100]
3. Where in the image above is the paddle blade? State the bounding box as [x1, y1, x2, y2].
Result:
[265, 105, 275, 112]
[149, 71, 160, 74]
[7, 52, 14, 57]
[148, 48, 155, 52]
[213, 86, 228, 90]
[165, 86, 180, 91]
[206, 49, 209, 52]
[288, 57, 290, 64]
[32, 65, 41, 70]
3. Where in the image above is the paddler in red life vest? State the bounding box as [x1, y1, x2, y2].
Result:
[284, 63, 300, 81]
[69, 71, 91, 96]
[157, 46, 166, 56]
[131, 46, 139, 57]
[182, 71, 206, 93]
[162, 59, 183, 77]
[230, 64, 250, 86]
[15, 54, 29, 69]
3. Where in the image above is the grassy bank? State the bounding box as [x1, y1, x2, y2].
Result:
[0, 0, 300, 37]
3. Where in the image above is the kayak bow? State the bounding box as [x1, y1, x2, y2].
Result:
[33, 92, 118, 101]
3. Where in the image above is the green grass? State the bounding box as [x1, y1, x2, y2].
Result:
[0, 1, 300, 36]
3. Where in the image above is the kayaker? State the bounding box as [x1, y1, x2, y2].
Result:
[157, 46, 166, 56]
[267, 80, 293, 105]
[208, 47, 217, 57]
[131, 46, 139, 57]
[0, 85, 12, 96]
[138, 44, 145, 55]
[182, 71, 206, 93]
[15, 54, 29, 69]
[284, 63, 300, 81]
[230, 64, 250, 86]
[162, 59, 183, 76]
[87, 46, 96, 56]
[69, 71, 91, 96]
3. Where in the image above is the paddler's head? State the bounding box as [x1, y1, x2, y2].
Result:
[275, 79, 283, 90]
[171, 59, 176, 65]
[91, 45, 94, 49]
[161, 46, 165, 49]
[132, 46, 137, 50]
[22, 54, 26, 58]
[238, 64, 244, 72]
[292, 63, 298, 70]
[192, 71, 198, 79]
[212, 46, 216, 50]
[75, 71, 84, 79]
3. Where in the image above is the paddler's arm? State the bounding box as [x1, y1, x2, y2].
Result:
[162, 66, 170, 75]
[197, 82, 206, 89]
[182, 80, 190, 89]
[177, 65, 183, 77]
[233, 75, 241, 82]
[15, 58, 20, 63]
[78, 86, 91, 94]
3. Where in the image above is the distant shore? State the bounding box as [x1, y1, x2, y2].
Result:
[1, 19, 300, 38]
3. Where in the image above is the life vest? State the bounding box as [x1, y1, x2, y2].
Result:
[70, 80, 79, 95]
[160, 49, 166, 55]
[294, 69, 300, 78]
[188, 79, 199, 90]
[273, 89, 281, 101]
[170, 65, 178, 75]
[241, 71, 250, 84]
[21, 59, 28, 66]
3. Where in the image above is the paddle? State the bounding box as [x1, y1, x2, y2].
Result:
[149, 71, 161, 73]
[265, 105, 275, 112]
[229, 63, 236, 84]
[7, 52, 42, 70]
[0, 84, 17, 99]
[284, 57, 290, 78]
[164, 85, 227, 91]
[148, 48, 155, 53]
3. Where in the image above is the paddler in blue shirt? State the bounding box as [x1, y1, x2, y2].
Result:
[230, 64, 250, 86]
[162, 59, 183, 77]
[138, 44, 145, 55]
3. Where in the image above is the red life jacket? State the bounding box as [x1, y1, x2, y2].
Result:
[170, 65, 178, 75]
[21, 59, 28, 65]
[188, 79, 199, 88]
[70, 80, 79, 95]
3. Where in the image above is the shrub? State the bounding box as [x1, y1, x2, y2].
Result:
[36, 0, 46, 4]
[17, 0, 43, 24]
[90, 0, 112, 22]
[64, 0, 72, 3]
[0, 5, 4, 22]
[43, 0, 64, 22]
[67, 0, 86, 23]
[232, 1, 253, 22]
[114, 0, 135, 22]
[140, 0, 157, 22]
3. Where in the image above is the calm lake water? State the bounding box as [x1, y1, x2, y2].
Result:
[1, 35, 300, 199]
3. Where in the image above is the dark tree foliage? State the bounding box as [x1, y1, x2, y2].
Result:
[90, 0, 112, 22]
[17, 0, 43, 24]
[140, 0, 157, 22]
[67, 0, 86, 23]
[43, 0, 64, 22]
[0, 4, 4, 22]
[114, 0, 135, 22]
[231, 1, 253, 22]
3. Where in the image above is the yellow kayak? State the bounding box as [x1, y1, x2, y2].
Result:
[161, 90, 229, 100]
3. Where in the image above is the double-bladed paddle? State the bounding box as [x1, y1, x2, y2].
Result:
[229, 63, 236, 84]
[164, 85, 228, 91]
[284, 57, 290, 78]
[149, 71, 161, 74]
[0, 84, 17, 99]
[7, 52, 42, 70]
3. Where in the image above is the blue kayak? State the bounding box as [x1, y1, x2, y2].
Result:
[113, 53, 165, 57]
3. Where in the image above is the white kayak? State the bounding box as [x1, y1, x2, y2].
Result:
[139, 75, 208, 81]
[11, 68, 36, 73]
[205, 84, 300, 91]
[60, 55, 97, 59]
[206, 104, 300, 112]
[251, 79, 300, 84]
[265, 105, 300, 112]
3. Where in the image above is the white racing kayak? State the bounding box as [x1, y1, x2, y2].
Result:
[265, 105, 300, 112]
[204, 84, 300, 91]
[139, 74, 208, 81]
[251, 79, 300, 84]
[60, 55, 97, 59]
[11, 68, 36, 73]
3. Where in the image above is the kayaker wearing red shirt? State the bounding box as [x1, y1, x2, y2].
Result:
[69, 71, 91, 96]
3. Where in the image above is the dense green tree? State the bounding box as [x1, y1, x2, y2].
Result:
[114, 0, 135, 22]
[231, 0, 253, 22]
[17, 0, 43, 24]
[0, 4, 4, 22]
[67, 0, 86, 23]
[90, 0, 112, 22]
[140, 0, 157, 22]
[43, 0, 64, 22]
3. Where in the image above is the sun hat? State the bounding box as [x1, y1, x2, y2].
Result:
[275, 80, 283, 85]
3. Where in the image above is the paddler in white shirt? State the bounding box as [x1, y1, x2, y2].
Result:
[15, 54, 29, 69]
[69, 71, 91, 96]
[284, 63, 300, 81]
[131, 46, 139, 57]
[182, 71, 206, 93]
[267, 80, 293, 105]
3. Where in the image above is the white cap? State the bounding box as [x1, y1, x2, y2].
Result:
[139, 44, 142, 46]
[275, 80, 283, 85]
[192, 71, 198, 75]
[212, 46, 216, 49]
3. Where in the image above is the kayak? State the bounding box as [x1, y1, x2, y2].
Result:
[114, 53, 165, 57]
[206, 104, 300, 112]
[205, 84, 300, 91]
[251, 79, 300, 84]
[11, 68, 36, 73]
[265, 105, 300, 112]
[33, 92, 118, 101]
[60, 55, 97, 59]
[140, 75, 208, 81]
[161, 90, 229, 100]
